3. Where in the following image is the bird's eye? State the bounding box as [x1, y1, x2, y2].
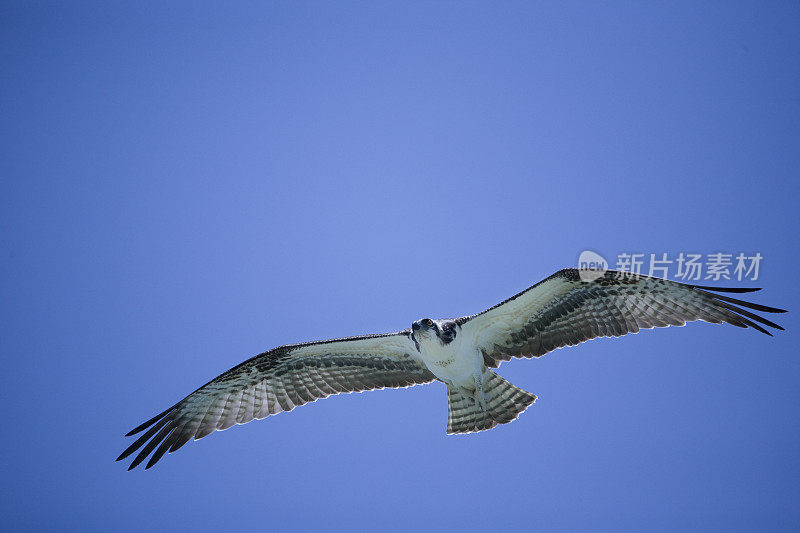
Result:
[425, 319, 434, 327]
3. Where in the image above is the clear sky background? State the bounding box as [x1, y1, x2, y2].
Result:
[2, 2, 799, 531]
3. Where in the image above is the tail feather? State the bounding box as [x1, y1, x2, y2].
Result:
[446, 371, 536, 434]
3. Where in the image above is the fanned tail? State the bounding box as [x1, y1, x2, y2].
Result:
[446, 371, 536, 434]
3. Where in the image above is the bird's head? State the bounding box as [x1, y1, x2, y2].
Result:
[410, 318, 458, 349]
[411, 318, 438, 339]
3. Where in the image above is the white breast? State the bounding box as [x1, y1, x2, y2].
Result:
[417, 330, 482, 387]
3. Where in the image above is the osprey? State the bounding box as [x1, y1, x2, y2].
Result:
[118, 269, 786, 470]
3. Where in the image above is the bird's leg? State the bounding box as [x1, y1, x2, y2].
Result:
[471, 354, 489, 411]
[473, 374, 488, 411]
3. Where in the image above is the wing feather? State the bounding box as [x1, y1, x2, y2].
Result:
[118, 332, 435, 470]
[458, 269, 786, 367]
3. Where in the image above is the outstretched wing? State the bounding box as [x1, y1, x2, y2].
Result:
[458, 269, 787, 368]
[118, 331, 434, 470]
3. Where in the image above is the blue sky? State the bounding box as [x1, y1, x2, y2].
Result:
[1, 2, 798, 531]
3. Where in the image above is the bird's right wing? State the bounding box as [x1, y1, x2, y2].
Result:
[118, 331, 435, 470]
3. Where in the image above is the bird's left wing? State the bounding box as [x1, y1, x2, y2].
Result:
[458, 268, 786, 368]
[118, 331, 434, 470]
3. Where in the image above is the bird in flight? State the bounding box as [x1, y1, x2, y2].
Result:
[118, 268, 786, 470]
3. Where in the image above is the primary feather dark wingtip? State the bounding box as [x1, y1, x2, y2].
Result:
[125, 405, 176, 437]
[125, 420, 155, 437]
[690, 284, 762, 293]
[693, 289, 789, 320]
[746, 320, 772, 336]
